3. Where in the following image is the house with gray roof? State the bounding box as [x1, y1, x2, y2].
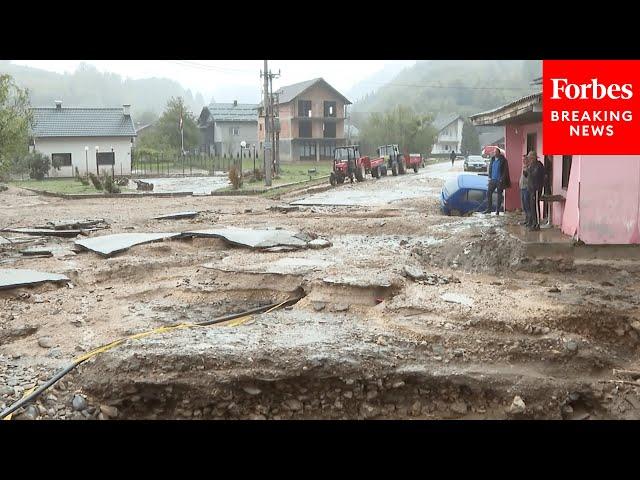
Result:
[257, 77, 351, 162]
[30, 101, 136, 177]
[430, 113, 464, 156]
[198, 100, 258, 157]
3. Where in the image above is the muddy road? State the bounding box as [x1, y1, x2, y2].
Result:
[1, 162, 640, 420]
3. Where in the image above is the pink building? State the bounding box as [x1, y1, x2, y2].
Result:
[470, 92, 640, 245]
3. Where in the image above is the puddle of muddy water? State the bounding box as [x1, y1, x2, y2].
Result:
[132, 176, 229, 194]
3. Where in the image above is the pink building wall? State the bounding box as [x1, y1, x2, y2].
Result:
[563, 156, 640, 244]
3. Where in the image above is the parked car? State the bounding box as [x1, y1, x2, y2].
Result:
[440, 174, 503, 216]
[464, 155, 488, 172]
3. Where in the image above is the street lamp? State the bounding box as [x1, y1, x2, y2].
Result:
[84, 146, 89, 178]
[252, 144, 256, 175]
[111, 146, 115, 178]
[95, 146, 99, 176]
[240, 140, 246, 185]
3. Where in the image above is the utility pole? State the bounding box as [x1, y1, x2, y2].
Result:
[267, 69, 281, 176]
[274, 91, 280, 175]
[262, 60, 272, 187]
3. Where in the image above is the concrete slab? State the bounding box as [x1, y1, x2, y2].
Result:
[153, 211, 199, 220]
[0, 269, 69, 290]
[74, 232, 182, 257]
[441, 293, 474, 307]
[185, 227, 308, 249]
[203, 257, 333, 275]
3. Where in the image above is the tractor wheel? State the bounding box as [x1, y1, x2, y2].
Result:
[371, 166, 378, 179]
[355, 164, 365, 182]
[330, 172, 337, 186]
[374, 165, 382, 178]
[413, 164, 419, 173]
[381, 165, 388, 176]
[337, 175, 345, 184]
[399, 159, 406, 174]
[391, 162, 398, 176]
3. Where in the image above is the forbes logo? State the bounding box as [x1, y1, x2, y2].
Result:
[550, 78, 633, 100]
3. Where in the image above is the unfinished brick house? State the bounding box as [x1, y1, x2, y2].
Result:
[257, 78, 351, 162]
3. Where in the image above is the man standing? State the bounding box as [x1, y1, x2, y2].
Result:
[520, 154, 531, 225]
[450, 150, 456, 167]
[525, 151, 545, 230]
[484, 148, 510, 215]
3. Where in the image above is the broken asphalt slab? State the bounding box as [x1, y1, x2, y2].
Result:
[0, 268, 69, 290]
[35, 219, 109, 230]
[152, 211, 199, 220]
[185, 227, 309, 249]
[1, 228, 85, 237]
[74, 232, 183, 257]
[73, 227, 321, 258]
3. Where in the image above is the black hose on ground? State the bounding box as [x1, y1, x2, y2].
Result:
[0, 295, 304, 420]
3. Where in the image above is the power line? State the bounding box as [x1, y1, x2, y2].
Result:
[166, 60, 256, 74]
[354, 80, 534, 91]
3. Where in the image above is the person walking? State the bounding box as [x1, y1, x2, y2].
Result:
[520, 154, 531, 225]
[484, 148, 510, 215]
[524, 151, 545, 230]
[450, 150, 456, 167]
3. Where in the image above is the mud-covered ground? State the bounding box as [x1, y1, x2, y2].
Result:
[1, 162, 640, 420]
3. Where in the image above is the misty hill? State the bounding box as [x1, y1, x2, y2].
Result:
[351, 60, 541, 126]
[346, 63, 415, 103]
[0, 61, 205, 119]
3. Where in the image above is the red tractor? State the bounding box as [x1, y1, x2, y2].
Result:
[371, 144, 421, 177]
[330, 145, 367, 185]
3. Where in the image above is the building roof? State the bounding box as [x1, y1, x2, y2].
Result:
[258, 78, 351, 108]
[204, 102, 258, 123]
[31, 107, 136, 138]
[432, 113, 463, 132]
[469, 92, 542, 126]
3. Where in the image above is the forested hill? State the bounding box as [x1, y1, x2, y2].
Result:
[0, 61, 205, 120]
[351, 60, 541, 125]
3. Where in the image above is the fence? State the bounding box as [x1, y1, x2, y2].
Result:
[131, 149, 265, 178]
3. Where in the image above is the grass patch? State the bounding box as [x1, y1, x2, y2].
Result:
[12, 178, 132, 195]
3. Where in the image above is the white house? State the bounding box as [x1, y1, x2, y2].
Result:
[30, 101, 137, 177]
[431, 113, 464, 155]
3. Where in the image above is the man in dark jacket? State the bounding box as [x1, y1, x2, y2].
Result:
[483, 149, 511, 215]
[450, 150, 456, 166]
[524, 151, 545, 230]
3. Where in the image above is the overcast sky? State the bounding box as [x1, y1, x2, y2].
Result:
[10, 60, 417, 103]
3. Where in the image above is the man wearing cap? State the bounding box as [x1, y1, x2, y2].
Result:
[520, 154, 531, 225]
[483, 148, 511, 215]
[524, 151, 545, 230]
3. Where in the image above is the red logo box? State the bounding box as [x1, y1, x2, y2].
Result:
[543, 60, 640, 155]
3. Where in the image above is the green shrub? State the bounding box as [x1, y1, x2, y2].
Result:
[89, 173, 103, 190]
[228, 165, 242, 189]
[24, 151, 51, 180]
[102, 173, 120, 194]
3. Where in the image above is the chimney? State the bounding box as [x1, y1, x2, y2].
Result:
[55, 100, 62, 110]
[233, 100, 238, 107]
[123, 104, 131, 116]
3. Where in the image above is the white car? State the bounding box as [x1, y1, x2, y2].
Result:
[464, 155, 488, 172]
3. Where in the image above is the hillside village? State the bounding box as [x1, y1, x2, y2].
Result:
[1, 60, 639, 421]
